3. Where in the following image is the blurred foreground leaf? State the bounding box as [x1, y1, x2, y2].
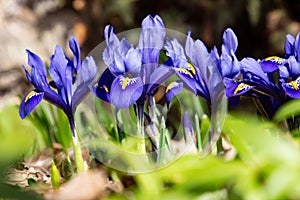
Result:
[274, 99, 300, 122]
[0, 106, 37, 166]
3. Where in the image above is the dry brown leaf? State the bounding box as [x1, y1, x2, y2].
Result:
[44, 170, 107, 200]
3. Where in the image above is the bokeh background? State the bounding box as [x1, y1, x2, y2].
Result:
[1, 0, 300, 108]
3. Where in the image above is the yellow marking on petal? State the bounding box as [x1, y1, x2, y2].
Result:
[104, 86, 109, 93]
[291, 81, 299, 90]
[25, 91, 37, 103]
[265, 56, 281, 61]
[166, 82, 178, 93]
[234, 83, 250, 95]
[188, 63, 196, 75]
[264, 56, 284, 63]
[122, 77, 129, 90]
[178, 68, 193, 78]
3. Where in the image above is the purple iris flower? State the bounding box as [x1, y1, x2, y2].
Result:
[212, 29, 283, 108]
[19, 37, 97, 131]
[91, 15, 170, 109]
[279, 56, 300, 98]
[212, 28, 240, 80]
[210, 28, 254, 104]
[275, 33, 300, 98]
[164, 31, 225, 106]
[229, 57, 285, 118]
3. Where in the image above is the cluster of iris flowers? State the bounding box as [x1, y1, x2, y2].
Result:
[19, 14, 300, 169]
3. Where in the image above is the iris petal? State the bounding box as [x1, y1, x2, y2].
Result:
[220, 53, 240, 79]
[165, 81, 183, 106]
[282, 77, 300, 98]
[49, 45, 73, 105]
[285, 34, 295, 58]
[241, 58, 270, 85]
[90, 68, 115, 102]
[174, 67, 197, 94]
[222, 28, 238, 54]
[138, 15, 166, 64]
[191, 40, 209, 81]
[103, 25, 128, 75]
[110, 75, 143, 108]
[124, 48, 142, 76]
[260, 56, 284, 73]
[295, 33, 300, 60]
[69, 36, 81, 71]
[185, 31, 194, 60]
[288, 56, 300, 78]
[223, 78, 253, 97]
[147, 65, 174, 94]
[22, 64, 32, 83]
[77, 56, 97, 84]
[72, 56, 97, 110]
[19, 89, 44, 119]
[26, 49, 48, 86]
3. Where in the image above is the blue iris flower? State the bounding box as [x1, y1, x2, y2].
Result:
[164, 31, 224, 106]
[211, 28, 240, 80]
[279, 56, 300, 98]
[210, 28, 254, 105]
[91, 15, 171, 109]
[276, 33, 300, 98]
[19, 37, 97, 130]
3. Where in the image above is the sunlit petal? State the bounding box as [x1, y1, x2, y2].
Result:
[110, 75, 143, 108]
[19, 90, 44, 119]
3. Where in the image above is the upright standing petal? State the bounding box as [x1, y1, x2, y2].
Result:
[295, 33, 300, 60]
[185, 31, 194, 60]
[124, 48, 142, 76]
[69, 36, 81, 72]
[138, 15, 166, 64]
[138, 15, 166, 84]
[192, 40, 210, 81]
[77, 56, 97, 84]
[220, 53, 239, 79]
[222, 28, 238, 54]
[49, 45, 73, 105]
[285, 34, 295, 58]
[72, 56, 97, 110]
[26, 50, 48, 87]
[287, 56, 300, 79]
[22, 64, 32, 83]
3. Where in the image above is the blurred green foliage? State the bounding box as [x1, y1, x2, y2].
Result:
[3, 0, 300, 198]
[101, 113, 300, 200]
[0, 106, 37, 167]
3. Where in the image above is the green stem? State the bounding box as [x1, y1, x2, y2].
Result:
[195, 114, 202, 154]
[68, 115, 86, 173]
[157, 117, 166, 164]
[136, 103, 146, 154]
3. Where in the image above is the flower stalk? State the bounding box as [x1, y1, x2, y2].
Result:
[136, 103, 146, 155]
[68, 115, 86, 172]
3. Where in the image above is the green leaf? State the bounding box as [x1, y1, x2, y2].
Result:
[51, 161, 60, 190]
[274, 99, 300, 122]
